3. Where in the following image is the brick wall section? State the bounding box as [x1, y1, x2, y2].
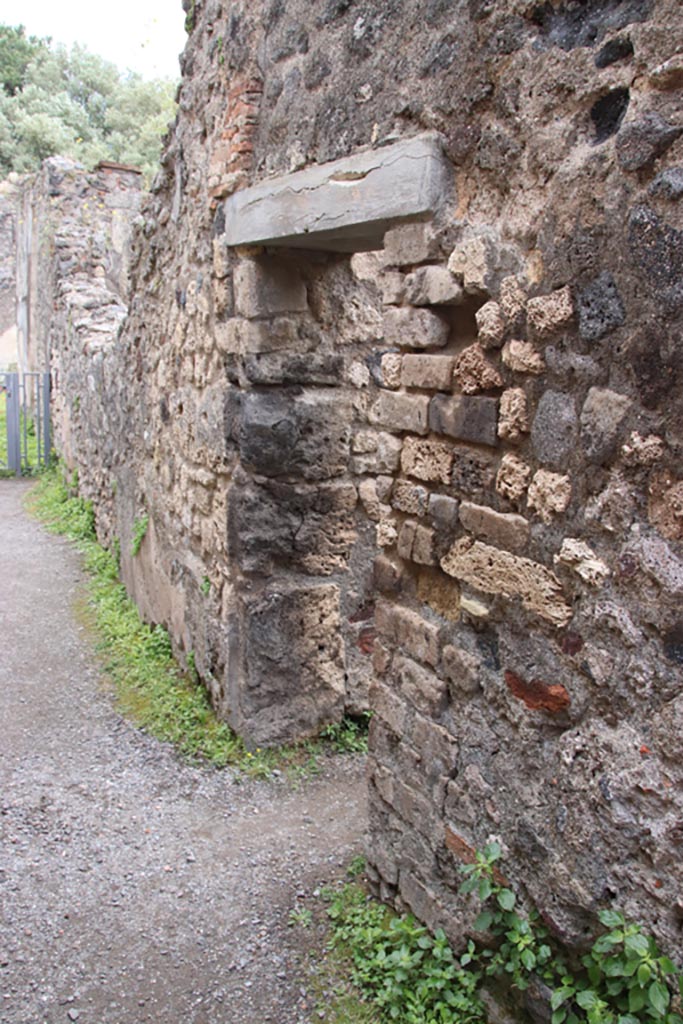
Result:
[208, 77, 263, 204]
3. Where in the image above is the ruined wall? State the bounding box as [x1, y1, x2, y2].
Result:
[20, 158, 142, 520]
[31, 0, 683, 972]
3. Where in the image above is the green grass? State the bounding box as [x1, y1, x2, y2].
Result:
[27, 465, 370, 778]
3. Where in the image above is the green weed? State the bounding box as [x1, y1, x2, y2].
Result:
[321, 712, 372, 754]
[314, 848, 683, 1024]
[131, 512, 149, 556]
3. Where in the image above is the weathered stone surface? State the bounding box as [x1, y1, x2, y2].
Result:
[383, 221, 442, 266]
[401, 436, 453, 484]
[243, 350, 343, 385]
[499, 276, 526, 323]
[392, 479, 429, 515]
[447, 236, 494, 294]
[647, 470, 683, 541]
[404, 266, 464, 306]
[233, 258, 308, 317]
[580, 386, 631, 464]
[369, 391, 430, 435]
[452, 447, 497, 499]
[228, 477, 357, 575]
[585, 471, 635, 535]
[531, 391, 577, 469]
[375, 600, 440, 667]
[401, 354, 454, 391]
[239, 390, 351, 479]
[616, 113, 683, 172]
[648, 167, 683, 202]
[459, 501, 529, 552]
[577, 272, 625, 343]
[621, 431, 665, 467]
[430, 394, 498, 447]
[428, 493, 459, 531]
[412, 524, 438, 566]
[498, 387, 529, 443]
[380, 352, 402, 388]
[383, 306, 450, 350]
[649, 53, 683, 91]
[527, 469, 572, 523]
[394, 654, 447, 716]
[232, 316, 311, 354]
[381, 270, 406, 305]
[442, 644, 480, 695]
[628, 205, 683, 313]
[417, 571, 460, 621]
[397, 518, 418, 560]
[526, 286, 573, 339]
[475, 301, 506, 349]
[373, 554, 403, 595]
[225, 133, 453, 251]
[358, 478, 381, 520]
[502, 339, 544, 374]
[241, 583, 345, 744]
[441, 538, 571, 626]
[555, 538, 610, 587]
[453, 343, 504, 394]
[496, 453, 531, 504]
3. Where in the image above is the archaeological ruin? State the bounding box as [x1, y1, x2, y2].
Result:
[6, 0, 683, 1003]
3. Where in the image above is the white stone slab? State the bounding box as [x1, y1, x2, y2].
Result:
[223, 133, 452, 252]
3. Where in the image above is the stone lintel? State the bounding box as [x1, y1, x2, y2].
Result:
[223, 132, 452, 253]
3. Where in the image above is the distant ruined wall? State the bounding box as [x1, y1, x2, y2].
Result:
[27, 0, 683, 982]
[20, 158, 142, 520]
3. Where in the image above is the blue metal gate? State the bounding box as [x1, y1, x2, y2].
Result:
[0, 371, 51, 476]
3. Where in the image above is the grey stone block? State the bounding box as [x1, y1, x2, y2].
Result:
[239, 390, 351, 479]
[648, 166, 683, 202]
[224, 133, 453, 252]
[234, 258, 308, 318]
[429, 394, 498, 447]
[370, 391, 430, 435]
[383, 306, 450, 349]
[404, 266, 464, 306]
[580, 386, 631, 464]
[531, 391, 578, 469]
[616, 113, 683, 172]
[577, 272, 625, 343]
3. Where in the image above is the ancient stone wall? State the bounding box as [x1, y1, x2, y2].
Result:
[19, 158, 143, 522]
[26, 0, 683, 977]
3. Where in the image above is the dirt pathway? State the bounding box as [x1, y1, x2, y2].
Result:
[0, 480, 367, 1024]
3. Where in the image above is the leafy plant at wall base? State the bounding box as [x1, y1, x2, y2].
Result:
[316, 844, 683, 1024]
[323, 883, 486, 1024]
[459, 842, 683, 1024]
[200, 576, 211, 597]
[320, 712, 372, 754]
[131, 513, 149, 556]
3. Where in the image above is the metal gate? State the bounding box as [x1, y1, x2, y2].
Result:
[0, 371, 51, 476]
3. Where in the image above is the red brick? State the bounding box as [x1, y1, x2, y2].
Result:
[504, 669, 571, 712]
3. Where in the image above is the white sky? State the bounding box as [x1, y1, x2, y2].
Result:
[0, 0, 186, 80]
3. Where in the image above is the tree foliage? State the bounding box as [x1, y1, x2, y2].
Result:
[0, 24, 177, 180]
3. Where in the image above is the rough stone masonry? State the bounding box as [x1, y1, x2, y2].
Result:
[17, 0, 683, 986]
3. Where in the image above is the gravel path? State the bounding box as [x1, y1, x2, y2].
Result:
[0, 480, 367, 1024]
